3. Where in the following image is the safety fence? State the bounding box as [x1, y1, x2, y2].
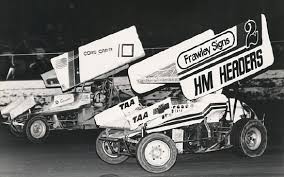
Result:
[0, 42, 283, 81]
[0, 47, 169, 81]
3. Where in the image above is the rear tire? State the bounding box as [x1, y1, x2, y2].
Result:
[96, 130, 129, 164]
[231, 119, 267, 157]
[25, 116, 49, 144]
[136, 133, 177, 173]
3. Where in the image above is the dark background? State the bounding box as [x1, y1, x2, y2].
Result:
[0, 0, 283, 51]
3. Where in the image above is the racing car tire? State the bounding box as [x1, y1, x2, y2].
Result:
[136, 133, 177, 173]
[96, 130, 129, 164]
[25, 116, 49, 144]
[231, 119, 267, 157]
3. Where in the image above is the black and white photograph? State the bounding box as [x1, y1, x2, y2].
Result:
[0, 1, 283, 177]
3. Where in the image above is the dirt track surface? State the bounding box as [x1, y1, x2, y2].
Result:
[0, 100, 283, 177]
[0, 127, 283, 177]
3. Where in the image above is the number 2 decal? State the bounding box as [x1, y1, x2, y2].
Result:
[244, 20, 259, 48]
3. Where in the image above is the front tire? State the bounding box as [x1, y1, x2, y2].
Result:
[231, 119, 267, 157]
[136, 133, 177, 173]
[96, 130, 129, 164]
[25, 116, 49, 144]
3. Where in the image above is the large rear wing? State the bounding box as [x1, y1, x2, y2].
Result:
[50, 26, 145, 91]
[128, 14, 274, 100]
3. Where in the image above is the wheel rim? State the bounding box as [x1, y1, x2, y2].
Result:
[144, 140, 171, 166]
[102, 141, 119, 158]
[245, 127, 262, 150]
[30, 120, 46, 139]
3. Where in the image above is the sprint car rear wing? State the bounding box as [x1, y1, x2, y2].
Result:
[129, 14, 274, 100]
[50, 26, 145, 92]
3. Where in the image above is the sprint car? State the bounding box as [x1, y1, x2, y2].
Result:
[1, 77, 133, 143]
[95, 91, 267, 173]
[1, 26, 145, 143]
[94, 14, 273, 173]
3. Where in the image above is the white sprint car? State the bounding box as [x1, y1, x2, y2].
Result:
[94, 14, 273, 173]
[95, 92, 267, 173]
